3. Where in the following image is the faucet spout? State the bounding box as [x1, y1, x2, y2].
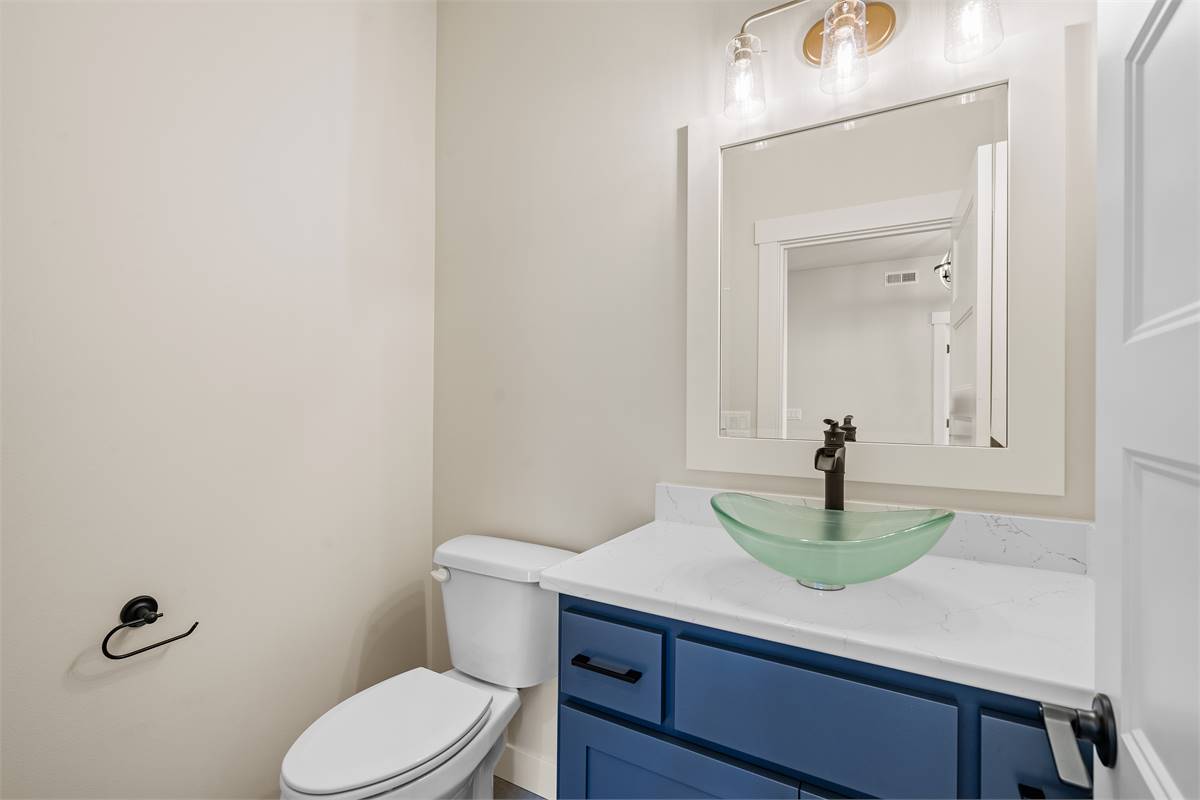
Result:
[814, 449, 843, 473]
[814, 417, 854, 511]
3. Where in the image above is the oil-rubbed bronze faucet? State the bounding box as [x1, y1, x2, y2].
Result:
[814, 416, 856, 510]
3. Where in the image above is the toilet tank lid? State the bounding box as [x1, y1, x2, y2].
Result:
[434, 535, 576, 583]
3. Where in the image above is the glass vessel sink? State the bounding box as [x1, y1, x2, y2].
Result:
[711, 493, 955, 590]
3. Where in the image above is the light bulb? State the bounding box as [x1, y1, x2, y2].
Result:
[835, 34, 856, 82]
[724, 34, 765, 120]
[733, 62, 755, 104]
[944, 0, 1003, 63]
[820, 0, 868, 95]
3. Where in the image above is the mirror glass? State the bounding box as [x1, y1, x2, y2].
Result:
[719, 85, 1009, 447]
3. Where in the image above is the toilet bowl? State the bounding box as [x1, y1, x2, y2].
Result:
[280, 536, 575, 800]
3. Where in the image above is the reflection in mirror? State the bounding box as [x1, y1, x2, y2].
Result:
[719, 84, 1008, 447]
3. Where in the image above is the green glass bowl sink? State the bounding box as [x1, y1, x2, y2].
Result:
[711, 493, 955, 590]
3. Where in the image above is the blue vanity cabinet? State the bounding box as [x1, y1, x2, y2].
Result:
[557, 596, 1093, 800]
[559, 610, 664, 725]
[559, 704, 801, 799]
[979, 714, 1092, 799]
[673, 637, 959, 799]
[799, 789, 847, 800]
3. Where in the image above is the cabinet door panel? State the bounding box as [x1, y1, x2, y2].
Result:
[587, 751, 719, 799]
[559, 705, 799, 800]
[980, 714, 1091, 799]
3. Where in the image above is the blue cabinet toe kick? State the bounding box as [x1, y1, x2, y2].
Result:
[556, 595, 1092, 800]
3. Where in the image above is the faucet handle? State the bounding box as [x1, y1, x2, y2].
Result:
[841, 415, 857, 442]
[821, 419, 846, 447]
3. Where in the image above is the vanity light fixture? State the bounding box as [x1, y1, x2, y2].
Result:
[818, 0, 871, 95]
[801, 1, 896, 70]
[722, 0, 1003, 119]
[723, 0, 805, 120]
[944, 0, 1004, 63]
[724, 32, 767, 119]
[724, 0, 897, 119]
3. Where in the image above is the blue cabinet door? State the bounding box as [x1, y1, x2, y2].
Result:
[980, 714, 1092, 799]
[559, 704, 800, 800]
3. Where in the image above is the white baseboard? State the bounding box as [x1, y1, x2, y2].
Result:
[495, 741, 556, 800]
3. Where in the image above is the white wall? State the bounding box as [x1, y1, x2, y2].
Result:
[787, 256, 950, 444]
[0, 2, 436, 797]
[434, 3, 1095, 795]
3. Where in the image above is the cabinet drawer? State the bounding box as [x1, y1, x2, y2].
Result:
[559, 704, 800, 799]
[980, 713, 1092, 799]
[799, 787, 846, 799]
[560, 610, 664, 724]
[674, 638, 958, 799]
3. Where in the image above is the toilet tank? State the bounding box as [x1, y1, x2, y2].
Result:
[434, 535, 576, 689]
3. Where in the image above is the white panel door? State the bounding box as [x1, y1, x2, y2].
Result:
[1095, 1, 1200, 798]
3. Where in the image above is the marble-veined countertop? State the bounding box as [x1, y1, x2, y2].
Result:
[539, 520, 1094, 707]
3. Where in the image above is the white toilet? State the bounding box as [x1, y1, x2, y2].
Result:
[280, 535, 576, 800]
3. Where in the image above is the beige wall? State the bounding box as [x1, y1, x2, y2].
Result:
[434, 2, 1095, 792]
[1, 2, 436, 797]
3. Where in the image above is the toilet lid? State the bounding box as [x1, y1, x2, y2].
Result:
[281, 668, 493, 796]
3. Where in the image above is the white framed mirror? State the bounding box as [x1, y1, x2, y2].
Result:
[687, 28, 1069, 494]
[722, 84, 1009, 447]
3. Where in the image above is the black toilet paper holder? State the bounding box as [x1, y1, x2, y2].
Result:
[101, 595, 198, 660]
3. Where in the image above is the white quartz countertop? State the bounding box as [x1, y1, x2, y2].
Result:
[539, 520, 1095, 707]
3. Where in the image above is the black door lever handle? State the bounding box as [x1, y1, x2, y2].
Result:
[1040, 693, 1117, 790]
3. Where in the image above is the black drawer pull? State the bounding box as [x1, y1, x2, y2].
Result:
[570, 653, 642, 684]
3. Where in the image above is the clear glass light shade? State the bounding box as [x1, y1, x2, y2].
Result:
[724, 34, 766, 120]
[944, 0, 1004, 63]
[820, 0, 869, 95]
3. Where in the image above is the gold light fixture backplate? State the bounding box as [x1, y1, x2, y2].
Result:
[802, 1, 897, 66]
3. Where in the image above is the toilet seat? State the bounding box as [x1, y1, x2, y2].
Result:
[281, 668, 493, 798]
